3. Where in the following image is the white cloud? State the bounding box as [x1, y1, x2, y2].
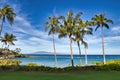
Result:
[112, 26, 120, 33]
[15, 16, 31, 27]
[105, 36, 120, 42]
[29, 37, 52, 46]
[87, 35, 120, 45]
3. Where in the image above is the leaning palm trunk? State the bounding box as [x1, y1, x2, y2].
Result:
[52, 34, 58, 67]
[84, 47, 88, 65]
[70, 38, 74, 67]
[101, 27, 106, 64]
[77, 41, 82, 66]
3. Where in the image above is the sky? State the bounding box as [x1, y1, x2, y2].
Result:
[0, 0, 120, 55]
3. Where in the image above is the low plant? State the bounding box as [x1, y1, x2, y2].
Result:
[27, 62, 38, 66]
[0, 60, 21, 66]
[92, 59, 120, 66]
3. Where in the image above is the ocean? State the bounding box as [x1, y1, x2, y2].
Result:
[12, 54, 120, 67]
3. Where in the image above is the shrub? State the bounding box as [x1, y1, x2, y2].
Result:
[0, 60, 21, 66]
[93, 59, 120, 66]
[27, 62, 38, 66]
[107, 60, 120, 65]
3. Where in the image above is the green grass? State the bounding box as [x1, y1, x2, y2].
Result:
[0, 71, 120, 80]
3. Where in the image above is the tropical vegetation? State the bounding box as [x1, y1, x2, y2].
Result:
[0, 4, 115, 68]
[46, 11, 113, 67]
[0, 5, 26, 59]
[45, 16, 59, 67]
[58, 11, 83, 66]
[91, 14, 113, 64]
[0, 4, 16, 35]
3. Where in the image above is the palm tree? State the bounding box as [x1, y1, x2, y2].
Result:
[91, 14, 113, 64]
[7, 33, 17, 49]
[82, 40, 88, 65]
[0, 33, 17, 50]
[45, 16, 59, 67]
[0, 4, 16, 35]
[58, 10, 82, 67]
[0, 33, 9, 49]
[73, 20, 92, 66]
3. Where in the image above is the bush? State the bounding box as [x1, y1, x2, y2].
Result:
[107, 60, 120, 65]
[0, 60, 21, 66]
[27, 62, 38, 67]
[93, 59, 120, 66]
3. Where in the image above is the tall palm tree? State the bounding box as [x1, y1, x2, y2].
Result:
[73, 20, 92, 66]
[58, 10, 82, 67]
[45, 16, 59, 67]
[91, 14, 113, 64]
[0, 4, 16, 35]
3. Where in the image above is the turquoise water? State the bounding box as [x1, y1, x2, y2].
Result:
[13, 54, 120, 67]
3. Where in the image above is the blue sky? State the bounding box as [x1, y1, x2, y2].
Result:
[0, 0, 120, 54]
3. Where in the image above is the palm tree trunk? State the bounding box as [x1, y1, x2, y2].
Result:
[7, 45, 9, 54]
[0, 43, 4, 52]
[84, 47, 88, 65]
[7, 45, 9, 50]
[101, 27, 106, 64]
[77, 41, 82, 66]
[0, 18, 4, 36]
[2, 43, 4, 49]
[52, 34, 58, 67]
[70, 38, 74, 67]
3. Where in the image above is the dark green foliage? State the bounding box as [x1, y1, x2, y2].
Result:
[0, 64, 120, 72]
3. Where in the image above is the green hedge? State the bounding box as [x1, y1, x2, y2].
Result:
[0, 64, 120, 72]
[0, 59, 120, 72]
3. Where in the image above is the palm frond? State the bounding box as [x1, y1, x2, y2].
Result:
[95, 24, 100, 31]
[103, 23, 109, 29]
[58, 33, 67, 39]
[106, 19, 113, 24]
[81, 40, 88, 48]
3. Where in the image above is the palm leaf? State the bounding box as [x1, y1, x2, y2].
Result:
[103, 23, 109, 29]
[106, 19, 113, 24]
[95, 24, 100, 31]
[81, 40, 88, 48]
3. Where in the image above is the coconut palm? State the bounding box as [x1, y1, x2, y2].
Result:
[91, 14, 113, 64]
[0, 33, 17, 49]
[73, 20, 92, 65]
[45, 16, 59, 67]
[7, 33, 17, 49]
[0, 4, 16, 35]
[0, 33, 9, 48]
[58, 10, 82, 66]
[0, 36, 7, 53]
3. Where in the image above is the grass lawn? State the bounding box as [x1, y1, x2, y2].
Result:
[0, 71, 120, 80]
